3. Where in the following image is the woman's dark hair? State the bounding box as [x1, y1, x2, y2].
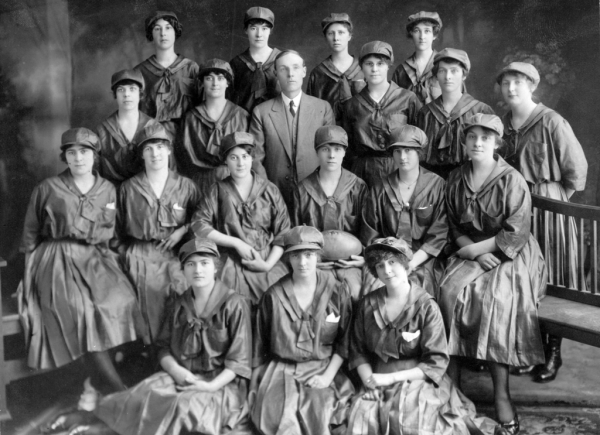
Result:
[282, 249, 323, 268]
[198, 70, 233, 87]
[365, 248, 410, 277]
[244, 18, 273, 30]
[225, 144, 255, 160]
[111, 80, 145, 99]
[359, 53, 393, 68]
[432, 58, 469, 79]
[389, 145, 425, 161]
[180, 253, 222, 272]
[146, 16, 182, 41]
[406, 19, 441, 39]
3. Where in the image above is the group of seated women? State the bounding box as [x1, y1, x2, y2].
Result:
[18, 6, 588, 435]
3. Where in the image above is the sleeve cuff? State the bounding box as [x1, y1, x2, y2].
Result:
[225, 360, 252, 379]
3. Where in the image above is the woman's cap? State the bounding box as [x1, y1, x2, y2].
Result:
[220, 131, 255, 161]
[60, 128, 100, 151]
[145, 11, 178, 31]
[111, 69, 145, 91]
[387, 125, 428, 151]
[365, 237, 413, 260]
[284, 226, 324, 253]
[314, 125, 348, 150]
[199, 59, 234, 84]
[464, 113, 504, 137]
[244, 6, 275, 27]
[434, 48, 471, 72]
[179, 238, 220, 263]
[135, 123, 171, 147]
[496, 61, 540, 86]
[359, 41, 394, 63]
[407, 11, 442, 30]
[321, 13, 353, 33]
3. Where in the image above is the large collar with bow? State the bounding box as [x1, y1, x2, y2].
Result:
[129, 170, 182, 228]
[274, 271, 337, 354]
[101, 111, 155, 149]
[401, 50, 437, 101]
[427, 93, 479, 157]
[302, 168, 358, 207]
[457, 157, 513, 230]
[501, 103, 551, 159]
[190, 101, 240, 157]
[221, 173, 268, 226]
[237, 48, 281, 101]
[317, 56, 362, 97]
[59, 169, 105, 222]
[175, 281, 235, 360]
[369, 285, 431, 362]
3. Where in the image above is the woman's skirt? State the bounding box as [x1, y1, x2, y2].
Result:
[533, 181, 581, 289]
[124, 240, 187, 342]
[251, 358, 354, 435]
[17, 240, 144, 370]
[95, 371, 252, 435]
[347, 374, 496, 435]
[351, 155, 396, 189]
[219, 251, 289, 305]
[438, 234, 547, 366]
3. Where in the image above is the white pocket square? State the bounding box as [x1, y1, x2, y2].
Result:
[326, 312, 340, 323]
[402, 330, 421, 342]
[173, 203, 185, 210]
[416, 205, 430, 210]
[105, 202, 116, 210]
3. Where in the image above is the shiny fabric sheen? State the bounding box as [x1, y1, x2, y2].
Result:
[391, 51, 441, 105]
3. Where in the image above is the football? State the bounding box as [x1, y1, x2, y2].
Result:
[322, 230, 363, 261]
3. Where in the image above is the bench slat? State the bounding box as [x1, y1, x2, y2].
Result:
[539, 296, 600, 347]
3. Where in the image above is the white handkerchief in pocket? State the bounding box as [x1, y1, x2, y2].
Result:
[326, 312, 340, 323]
[173, 203, 185, 210]
[402, 330, 421, 342]
[105, 202, 116, 210]
[416, 205, 431, 210]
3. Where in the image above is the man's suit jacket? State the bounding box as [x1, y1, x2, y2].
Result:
[250, 93, 334, 207]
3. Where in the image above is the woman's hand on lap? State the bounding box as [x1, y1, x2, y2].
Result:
[234, 239, 256, 261]
[369, 373, 397, 387]
[476, 253, 501, 271]
[305, 373, 334, 389]
[457, 244, 478, 260]
[241, 250, 271, 272]
[317, 261, 336, 270]
[157, 226, 187, 253]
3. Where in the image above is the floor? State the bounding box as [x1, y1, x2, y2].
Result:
[2, 339, 600, 434]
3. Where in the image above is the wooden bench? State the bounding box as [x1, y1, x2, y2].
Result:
[532, 194, 600, 348]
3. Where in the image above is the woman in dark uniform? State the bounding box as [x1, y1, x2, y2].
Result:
[134, 10, 199, 160]
[391, 11, 443, 105]
[179, 59, 250, 196]
[347, 237, 495, 435]
[192, 131, 290, 305]
[229, 7, 281, 114]
[438, 114, 547, 435]
[118, 123, 199, 343]
[306, 13, 365, 123]
[250, 226, 354, 435]
[341, 41, 421, 188]
[498, 62, 588, 383]
[361, 125, 447, 296]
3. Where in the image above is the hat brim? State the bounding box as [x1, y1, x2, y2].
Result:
[199, 68, 234, 83]
[315, 141, 348, 150]
[180, 249, 220, 264]
[365, 243, 413, 260]
[284, 243, 322, 254]
[463, 123, 502, 137]
[60, 142, 97, 151]
[138, 135, 172, 147]
[387, 142, 422, 150]
[111, 78, 144, 91]
[496, 69, 539, 85]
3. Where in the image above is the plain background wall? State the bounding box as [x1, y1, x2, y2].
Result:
[0, 0, 599, 291]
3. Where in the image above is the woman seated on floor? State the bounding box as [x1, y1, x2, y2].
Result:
[346, 237, 496, 435]
[62, 238, 254, 435]
[250, 226, 354, 435]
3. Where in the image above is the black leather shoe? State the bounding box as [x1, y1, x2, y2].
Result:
[494, 414, 520, 435]
[510, 365, 536, 376]
[534, 335, 562, 383]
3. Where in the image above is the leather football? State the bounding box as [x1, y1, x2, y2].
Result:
[322, 230, 363, 261]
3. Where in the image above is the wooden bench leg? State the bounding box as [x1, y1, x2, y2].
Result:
[0, 258, 12, 420]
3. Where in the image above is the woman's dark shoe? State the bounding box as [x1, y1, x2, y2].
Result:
[534, 335, 562, 383]
[494, 412, 520, 435]
[510, 365, 536, 376]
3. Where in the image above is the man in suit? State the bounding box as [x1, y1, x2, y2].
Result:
[250, 49, 335, 209]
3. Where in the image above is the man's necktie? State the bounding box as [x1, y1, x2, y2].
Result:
[289, 100, 296, 117]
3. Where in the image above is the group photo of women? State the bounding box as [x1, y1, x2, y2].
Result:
[10, 2, 593, 435]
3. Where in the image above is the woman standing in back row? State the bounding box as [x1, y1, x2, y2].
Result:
[499, 62, 588, 384]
